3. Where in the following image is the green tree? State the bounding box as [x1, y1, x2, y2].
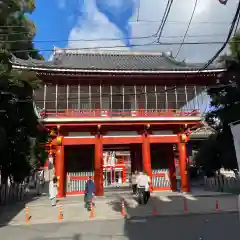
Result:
[201, 33, 240, 172]
[0, 1, 47, 184]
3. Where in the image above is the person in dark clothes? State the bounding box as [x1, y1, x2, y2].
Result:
[84, 176, 96, 209]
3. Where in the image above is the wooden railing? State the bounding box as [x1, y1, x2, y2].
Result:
[40, 109, 200, 119]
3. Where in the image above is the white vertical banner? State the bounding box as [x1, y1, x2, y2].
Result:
[230, 122, 240, 171]
[230, 121, 240, 220]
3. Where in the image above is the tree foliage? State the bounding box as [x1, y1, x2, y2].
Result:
[0, 0, 48, 184]
[199, 33, 240, 172]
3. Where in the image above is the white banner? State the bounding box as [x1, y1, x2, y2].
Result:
[230, 121, 240, 220]
[230, 122, 240, 171]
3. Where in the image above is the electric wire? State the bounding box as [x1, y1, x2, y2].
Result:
[0, 20, 234, 28]
[174, 0, 198, 58]
[7, 40, 240, 54]
[0, 33, 229, 44]
[233, 12, 240, 36]
[154, 0, 172, 37]
[156, 0, 174, 41]
[200, 0, 240, 70]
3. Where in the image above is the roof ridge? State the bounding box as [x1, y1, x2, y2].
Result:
[53, 48, 166, 56]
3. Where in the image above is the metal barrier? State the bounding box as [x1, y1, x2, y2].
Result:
[204, 175, 240, 193]
[152, 169, 171, 190]
[66, 172, 94, 194]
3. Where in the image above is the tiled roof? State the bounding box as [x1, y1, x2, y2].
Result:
[11, 48, 224, 72]
[190, 122, 215, 139]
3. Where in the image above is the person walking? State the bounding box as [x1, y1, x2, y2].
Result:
[84, 176, 96, 210]
[136, 171, 150, 204]
[144, 172, 151, 203]
[49, 176, 58, 206]
[131, 171, 138, 195]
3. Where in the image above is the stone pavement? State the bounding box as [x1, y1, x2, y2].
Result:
[0, 212, 238, 240]
[0, 190, 238, 226]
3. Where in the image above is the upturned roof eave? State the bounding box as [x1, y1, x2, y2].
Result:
[12, 64, 226, 75]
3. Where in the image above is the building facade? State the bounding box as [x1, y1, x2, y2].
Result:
[11, 49, 224, 197]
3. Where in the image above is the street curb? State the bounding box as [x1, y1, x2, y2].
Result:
[2, 209, 238, 227]
[191, 193, 237, 198]
[126, 209, 238, 221]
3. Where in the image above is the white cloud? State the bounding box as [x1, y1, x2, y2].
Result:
[67, 0, 239, 62]
[68, 0, 127, 50]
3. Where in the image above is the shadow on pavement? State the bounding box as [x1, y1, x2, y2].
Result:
[108, 192, 239, 239]
[0, 183, 50, 227]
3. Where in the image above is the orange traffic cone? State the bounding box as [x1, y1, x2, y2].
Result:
[58, 205, 63, 220]
[25, 206, 30, 222]
[184, 198, 188, 212]
[153, 206, 157, 215]
[215, 200, 219, 211]
[89, 201, 94, 219]
[121, 200, 125, 216]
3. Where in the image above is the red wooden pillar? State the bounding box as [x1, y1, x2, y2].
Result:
[142, 133, 152, 191]
[178, 138, 190, 192]
[122, 165, 126, 183]
[55, 145, 65, 198]
[95, 135, 104, 196]
[167, 144, 177, 191]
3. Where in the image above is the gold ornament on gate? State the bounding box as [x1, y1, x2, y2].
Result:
[56, 136, 63, 145]
[50, 129, 56, 137]
[180, 133, 187, 143]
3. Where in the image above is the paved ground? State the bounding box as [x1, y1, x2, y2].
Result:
[0, 191, 238, 226]
[0, 212, 238, 240]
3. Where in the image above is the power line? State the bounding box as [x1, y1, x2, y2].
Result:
[200, 0, 240, 70]
[175, 0, 198, 58]
[0, 20, 233, 28]
[156, 0, 174, 42]
[8, 40, 240, 54]
[0, 34, 156, 43]
[155, 0, 172, 37]
[233, 12, 240, 35]
[0, 33, 229, 44]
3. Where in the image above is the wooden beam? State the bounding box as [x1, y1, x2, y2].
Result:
[59, 135, 179, 145]
[149, 135, 178, 143]
[102, 136, 142, 144]
[61, 137, 96, 145]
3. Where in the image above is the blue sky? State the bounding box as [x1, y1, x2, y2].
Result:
[29, 0, 238, 61]
[29, 0, 238, 114]
[30, 0, 81, 58]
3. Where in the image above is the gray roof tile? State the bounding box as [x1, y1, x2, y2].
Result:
[11, 50, 223, 72]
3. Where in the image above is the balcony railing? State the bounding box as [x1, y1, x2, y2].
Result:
[40, 109, 201, 119]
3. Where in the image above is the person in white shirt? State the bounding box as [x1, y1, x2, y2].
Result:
[136, 172, 151, 204]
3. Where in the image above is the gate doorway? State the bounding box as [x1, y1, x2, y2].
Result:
[103, 147, 131, 189]
[104, 167, 124, 186]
